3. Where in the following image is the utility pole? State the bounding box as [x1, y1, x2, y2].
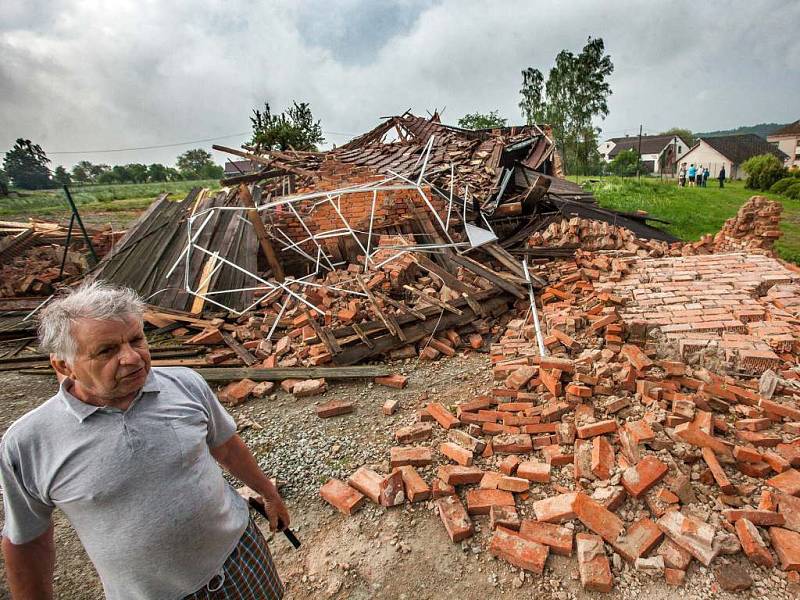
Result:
[636, 124, 643, 180]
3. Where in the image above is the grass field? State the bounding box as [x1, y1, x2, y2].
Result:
[0, 180, 220, 218]
[577, 177, 800, 263]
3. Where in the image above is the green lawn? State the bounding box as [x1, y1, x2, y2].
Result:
[0, 180, 220, 218]
[578, 177, 800, 263]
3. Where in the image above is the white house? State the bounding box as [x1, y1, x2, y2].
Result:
[677, 134, 789, 179]
[767, 120, 800, 169]
[598, 134, 690, 174]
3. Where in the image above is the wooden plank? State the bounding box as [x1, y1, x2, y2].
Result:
[357, 276, 401, 338]
[304, 309, 340, 356]
[374, 290, 427, 320]
[448, 254, 527, 299]
[192, 365, 393, 382]
[410, 253, 481, 296]
[402, 285, 463, 315]
[190, 253, 219, 314]
[351, 323, 375, 349]
[481, 243, 526, 279]
[220, 332, 258, 366]
[332, 296, 509, 366]
[239, 184, 285, 282]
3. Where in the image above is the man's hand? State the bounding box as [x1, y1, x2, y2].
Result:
[2, 523, 55, 599]
[211, 435, 292, 532]
[257, 482, 291, 532]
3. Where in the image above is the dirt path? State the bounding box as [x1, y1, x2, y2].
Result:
[0, 357, 787, 599]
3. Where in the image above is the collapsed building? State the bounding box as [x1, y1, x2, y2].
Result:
[2, 114, 800, 593]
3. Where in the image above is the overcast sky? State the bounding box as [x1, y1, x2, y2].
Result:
[2, 0, 798, 170]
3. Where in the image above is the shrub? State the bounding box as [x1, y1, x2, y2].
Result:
[771, 177, 798, 195]
[784, 182, 800, 200]
[742, 154, 786, 190]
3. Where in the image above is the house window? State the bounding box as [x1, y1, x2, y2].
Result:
[678, 146, 682, 153]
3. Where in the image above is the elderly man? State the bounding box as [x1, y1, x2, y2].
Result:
[1, 282, 289, 599]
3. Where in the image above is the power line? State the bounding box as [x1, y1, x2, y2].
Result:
[47, 129, 359, 156]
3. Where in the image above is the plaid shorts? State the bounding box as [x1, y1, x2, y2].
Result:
[184, 518, 285, 600]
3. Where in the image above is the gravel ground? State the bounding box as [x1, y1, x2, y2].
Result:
[0, 354, 797, 599]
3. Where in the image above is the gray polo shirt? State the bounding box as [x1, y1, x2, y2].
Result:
[0, 367, 249, 599]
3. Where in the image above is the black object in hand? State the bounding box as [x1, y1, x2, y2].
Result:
[248, 497, 301, 549]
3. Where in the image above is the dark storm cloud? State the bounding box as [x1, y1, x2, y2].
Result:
[1, 0, 798, 169]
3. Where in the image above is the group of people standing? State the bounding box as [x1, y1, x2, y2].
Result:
[678, 162, 726, 188]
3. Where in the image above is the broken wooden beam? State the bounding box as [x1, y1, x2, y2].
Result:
[192, 366, 393, 382]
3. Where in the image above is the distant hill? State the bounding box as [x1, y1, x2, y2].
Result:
[696, 122, 790, 140]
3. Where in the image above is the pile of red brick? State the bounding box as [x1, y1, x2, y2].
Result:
[0, 244, 89, 297]
[316, 206, 800, 592]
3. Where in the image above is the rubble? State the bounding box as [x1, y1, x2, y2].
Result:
[3, 113, 800, 596]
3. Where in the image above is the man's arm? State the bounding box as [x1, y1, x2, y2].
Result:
[210, 434, 290, 532]
[2, 523, 55, 600]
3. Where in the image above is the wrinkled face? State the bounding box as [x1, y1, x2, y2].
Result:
[54, 317, 151, 403]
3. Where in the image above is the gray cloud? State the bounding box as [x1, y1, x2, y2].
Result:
[1, 0, 798, 170]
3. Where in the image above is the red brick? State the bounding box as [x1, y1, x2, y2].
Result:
[576, 419, 618, 439]
[320, 478, 366, 515]
[315, 399, 355, 418]
[395, 422, 433, 443]
[702, 447, 735, 494]
[437, 465, 484, 486]
[576, 533, 613, 593]
[532, 492, 578, 523]
[723, 509, 785, 526]
[612, 517, 663, 562]
[480, 471, 502, 489]
[382, 398, 400, 415]
[735, 518, 774, 567]
[734, 445, 764, 463]
[293, 378, 327, 397]
[759, 398, 800, 421]
[489, 526, 549, 574]
[621, 455, 668, 498]
[621, 343, 654, 371]
[439, 442, 473, 466]
[499, 454, 521, 475]
[674, 422, 734, 457]
[770, 526, 800, 571]
[251, 381, 275, 398]
[492, 433, 533, 454]
[490, 505, 521, 531]
[506, 366, 537, 390]
[346, 467, 384, 505]
[778, 493, 800, 533]
[218, 378, 257, 406]
[447, 429, 486, 454]
[498, 476, 530, 493]
[768, 469, 800, 497]
[378, 469, 405, 506]
[574, 492, 624, 543]
[658, 538, 693, 570]
[517, 461, 551, 483]
[390, 446, 433, 468]
[519, 520, 573, 556]
[374, 374, 408, 389]
[657, 510, 718, 566]
[431, 478, 455, 498]
[664, 568, 686, 586]
[427, 402, 460, 429]
[591, 436, 615, 480]
[436, 495, 474, 542]
[466, 488, 515, 515]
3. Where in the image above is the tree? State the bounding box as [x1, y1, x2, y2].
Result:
[608, 149, 642, 177]
[250, 101, 325, 152]
[660, 127, 695, 147]
[457, 111, 508, 130]
[71, 161, 94, 184]
[3, 139, 52, 189]
[0, 168, 8, 196]
[742, 154, 786, 190]
[90, 163, 111, 182]
[126, 163, 149, 183]
[176, 149, 223, 180]
[147, 163, 170, 182]
[53, 166, 72, 186]
[519, 37, 613, 176]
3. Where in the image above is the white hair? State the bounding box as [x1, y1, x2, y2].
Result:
[38, 281, 145, 362]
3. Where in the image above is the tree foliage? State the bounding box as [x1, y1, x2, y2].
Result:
[457, 111, 508, 130]
[742, 154, 786, 190]
[250, 101, 325, 152]
[659, 127, 695, 147]
[176, 149, 223, 180]
[608, 149, 642, 177]
[3, 138, 52, 189]
[53, 166, 72, 186]
[0, 168, 8, 196]
[519, 37, 613, 176]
